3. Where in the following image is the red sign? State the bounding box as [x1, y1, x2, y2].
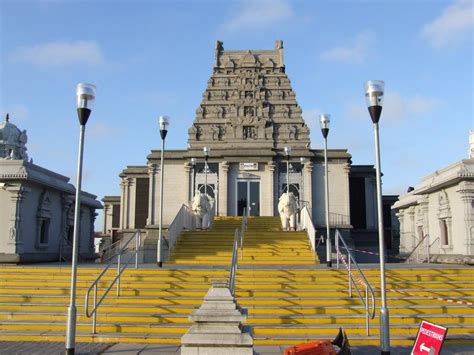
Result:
[411, 320, 448, 355]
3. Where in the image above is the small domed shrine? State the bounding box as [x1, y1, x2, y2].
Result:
[0, 114, 29, 161]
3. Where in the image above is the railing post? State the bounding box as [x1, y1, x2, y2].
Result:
[426, 234, 430, 264]
[336, 232, 339, 270]
[365, 284, 369, 336]
[135, 231, 139, 269]
[348, 255, 352, 297]
[116, 253, 121, 297]
[93, 284, 97, 334]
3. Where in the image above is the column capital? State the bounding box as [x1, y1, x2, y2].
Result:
[184, 162, 192, 173]
[221, 160, 230, 172]
[266, 161, 276, 172]
[303, 162, 313, 173]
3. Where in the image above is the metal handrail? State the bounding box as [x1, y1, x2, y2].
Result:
[229, 227, 239, 296]
[230, 208, 248, 295]
[84, 229, 141, 334]
[240, 207, 249, 261]
[335, 229, 376, 336]
[405, 234, 430, 264]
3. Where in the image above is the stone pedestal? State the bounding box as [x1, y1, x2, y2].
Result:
[181, 280, 253, 355]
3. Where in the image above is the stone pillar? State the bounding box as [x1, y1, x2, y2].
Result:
[128, 177, 137, 230]
[184, 162, 192, 204]
[181, 280, 253, 355]
[218, 161, 229, 216]
[457, 183, 474, 255]
[120, 177, 132, 229]
[303, 161, 313, 211]
[266, 162, 276, 216]
[147, 163, 158, 226]
[343, 163, 351, 221]
[103, 204, 109, 234]
[6, 185, 28, 253]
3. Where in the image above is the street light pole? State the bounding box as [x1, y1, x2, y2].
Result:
[284, 146, 291, 194]
[66, 83, 96, 355]
[203, 147, 210, 196]
[365, 80, 390, 354]
[320, 114, 331, 268]
[157, 115, 170, 268]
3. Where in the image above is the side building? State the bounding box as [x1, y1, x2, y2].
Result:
[394, 131, 474, 262]
[0, 115, 102, 263]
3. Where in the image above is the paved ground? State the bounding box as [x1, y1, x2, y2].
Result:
[1, 342, 473, 354]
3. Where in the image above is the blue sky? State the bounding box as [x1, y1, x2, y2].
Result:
[1, 0, 473, 228]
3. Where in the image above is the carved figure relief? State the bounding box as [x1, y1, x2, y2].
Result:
[243, 126, 257, 140]
[244, 106, 255, 117]
[289, 125, 297, 140]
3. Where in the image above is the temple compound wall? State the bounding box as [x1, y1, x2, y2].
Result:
[104, 41, 398, 251]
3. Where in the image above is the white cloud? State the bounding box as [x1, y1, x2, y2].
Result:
[320, 31, 375, 64]
[347, 91, 439, 123]
[220, 0, 294, 32]
[421, 0, 474, 49]
[9, 40, 104, 66]
[88, 122, 116, 138]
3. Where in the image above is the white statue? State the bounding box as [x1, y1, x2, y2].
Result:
[278, 192, 299, 231]
[191, 191, 212, 230]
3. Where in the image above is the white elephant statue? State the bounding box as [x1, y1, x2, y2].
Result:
[278, 192, 299, 231]
[191, 192, 211, 230]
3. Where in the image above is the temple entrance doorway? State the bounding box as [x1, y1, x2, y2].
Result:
[237, 179, 260, 216]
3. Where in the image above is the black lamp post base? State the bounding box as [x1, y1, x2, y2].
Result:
[326, 261, 332, 267]
[65, 348, 75, 355]
[157, 261, 162, 268]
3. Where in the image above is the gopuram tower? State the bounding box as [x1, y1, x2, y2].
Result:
[187, 40, 311, 154]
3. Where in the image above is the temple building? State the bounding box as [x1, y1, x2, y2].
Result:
[103, 41, 398, 258]
[0, 114, 102, 263]
[394, 131, 474, 262]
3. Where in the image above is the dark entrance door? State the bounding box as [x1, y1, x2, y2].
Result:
[237, 180, 260, 216]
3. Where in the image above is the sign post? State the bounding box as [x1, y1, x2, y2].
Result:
[411, 320, 448, 355]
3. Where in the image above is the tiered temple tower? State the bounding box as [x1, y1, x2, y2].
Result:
[188, 40, 310, 152]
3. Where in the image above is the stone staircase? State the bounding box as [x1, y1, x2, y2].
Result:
[169, 216, 316, 265]
[0, 217, 472, 347]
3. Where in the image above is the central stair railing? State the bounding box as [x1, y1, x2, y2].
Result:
[84, 229, 141, 334]
[335, 229, 375, 336]
[230, 208, 248, 295]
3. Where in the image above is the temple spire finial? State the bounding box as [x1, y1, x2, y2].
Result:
[5, 113, 9, 122]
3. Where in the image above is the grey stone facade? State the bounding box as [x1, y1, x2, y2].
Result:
[0, 160, 102, 263]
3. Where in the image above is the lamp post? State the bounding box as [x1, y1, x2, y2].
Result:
[66, 83, 96, 355]
[320, 114, 331, 268]
[365, 80, 390, 354]
[284, 146, 291, 194]
[157, 115, 170, 268]
[190, 157, 196, 198]
[203, 147, 210, 196]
